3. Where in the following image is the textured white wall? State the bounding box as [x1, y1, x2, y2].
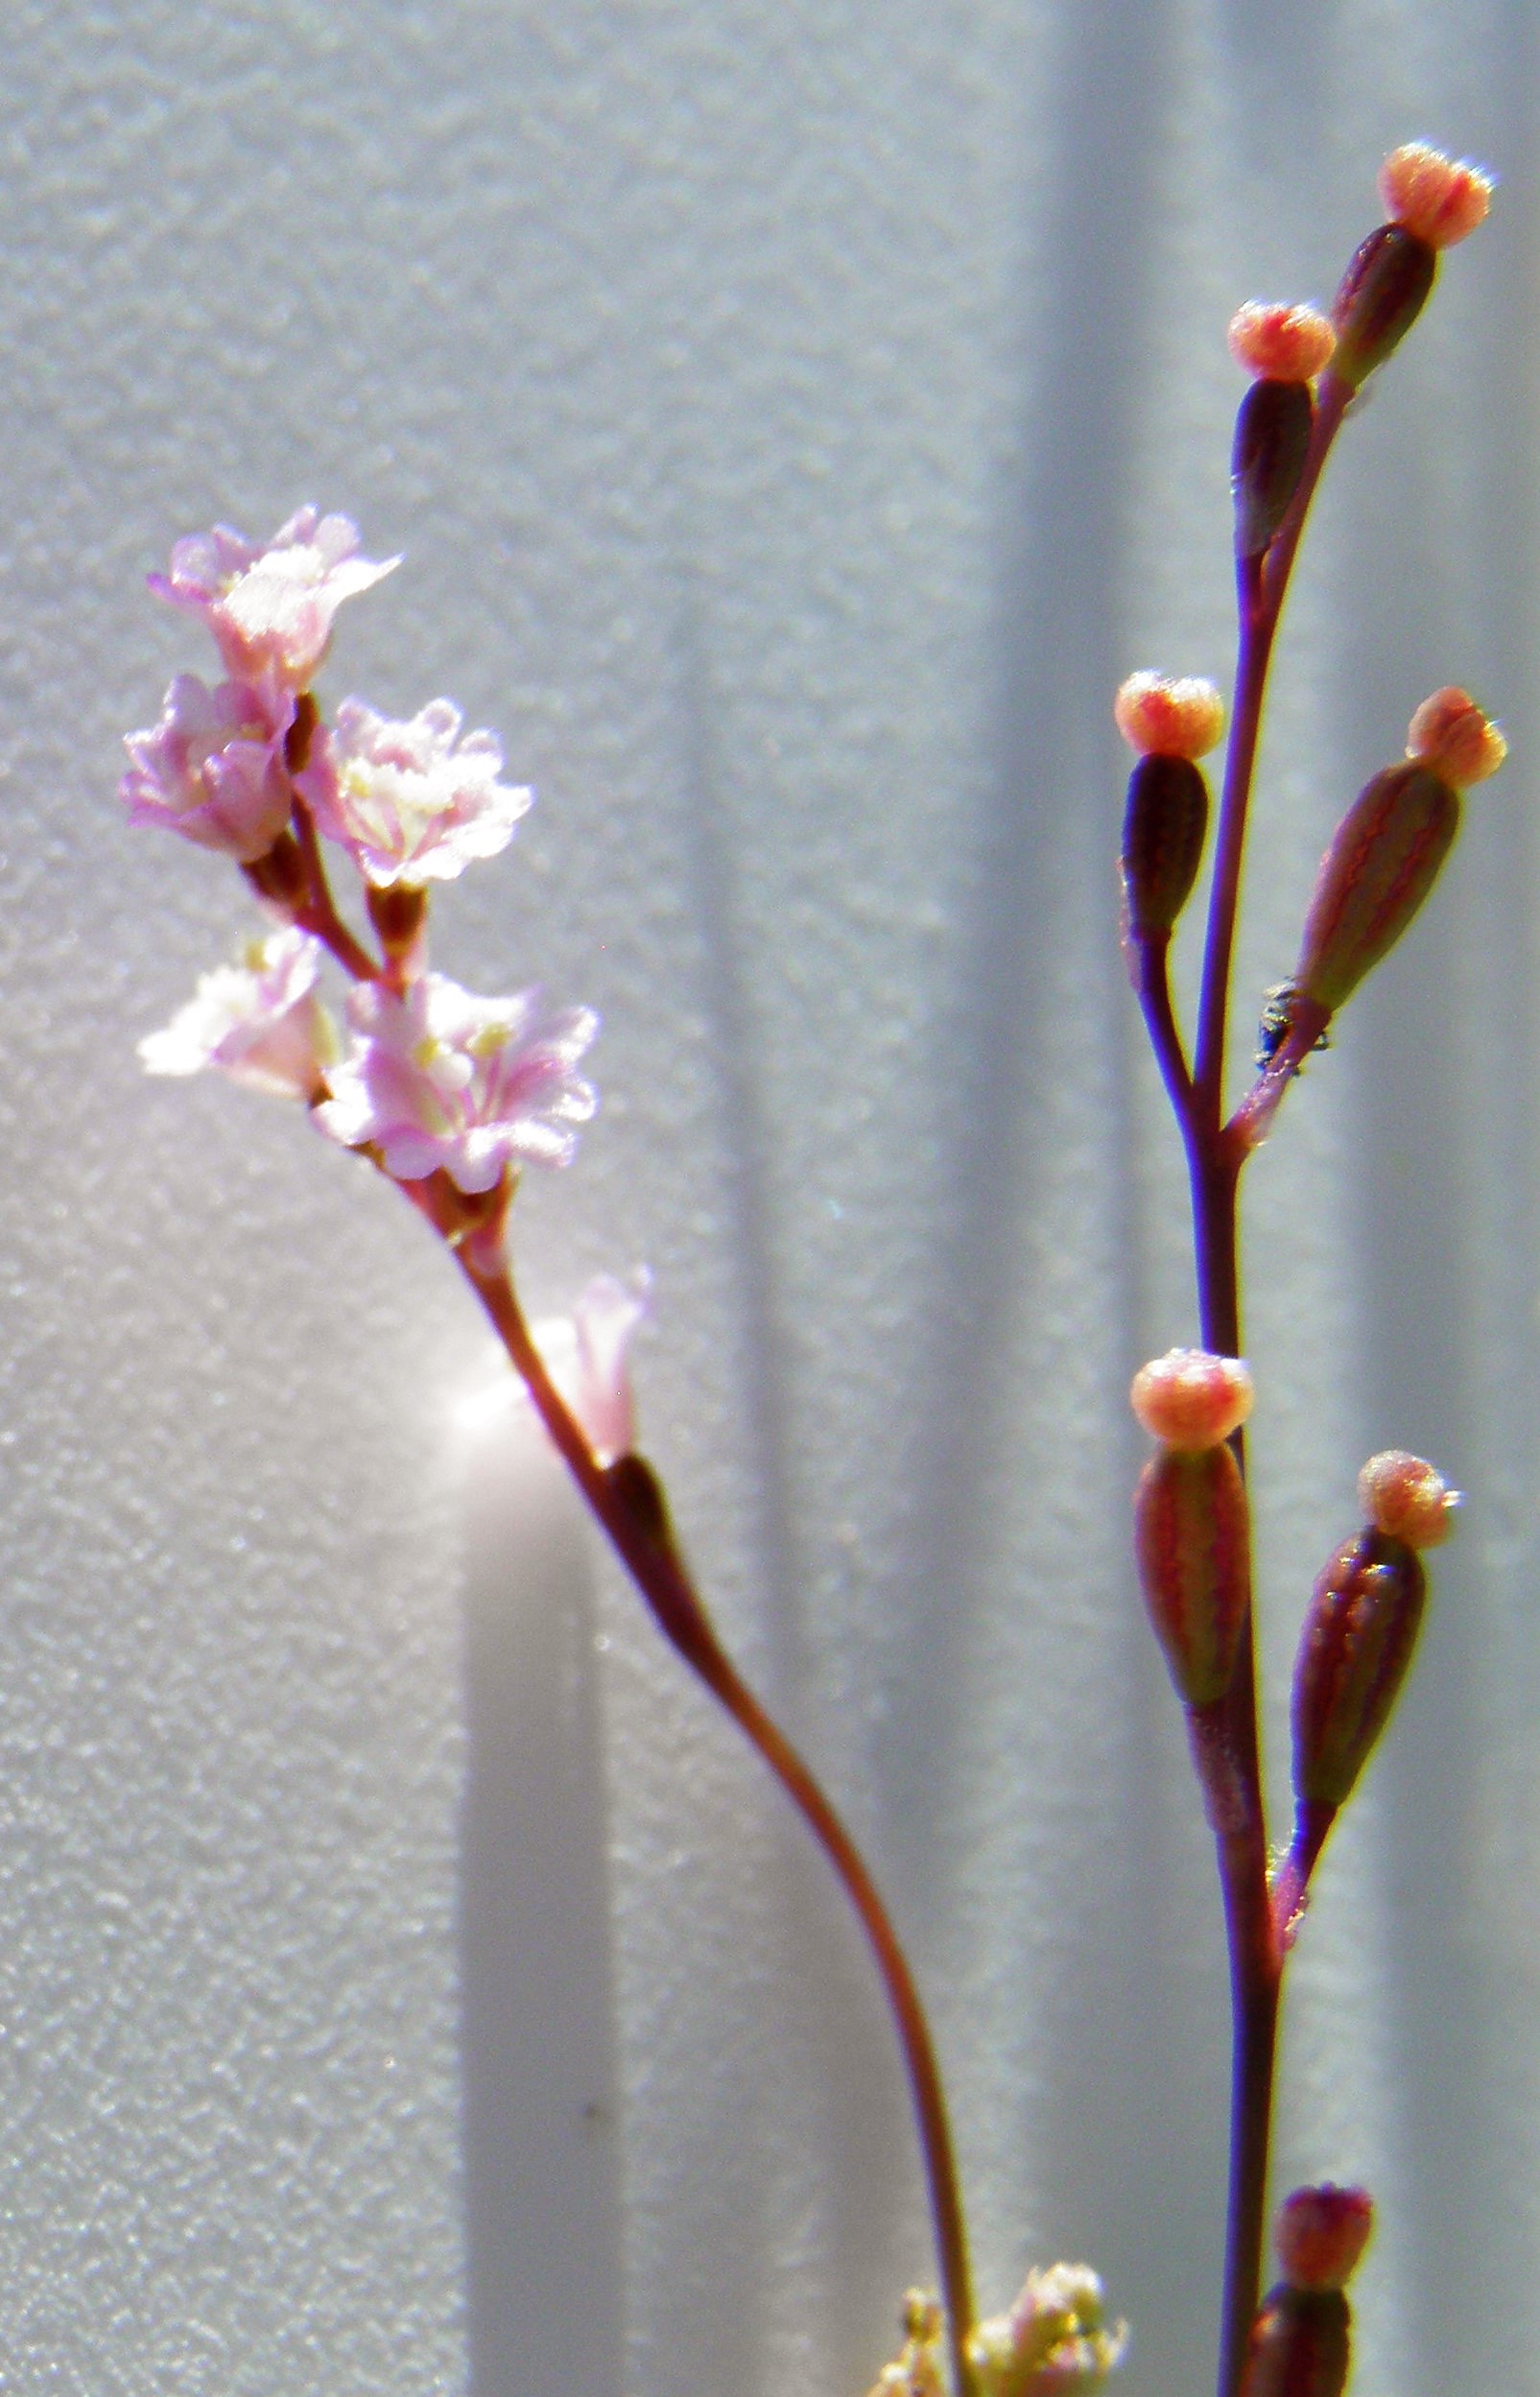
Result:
[0, 2, 1534, 2392]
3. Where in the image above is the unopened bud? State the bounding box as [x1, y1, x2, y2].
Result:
[1293, 761, 1459, 1013]
[1276, 2187, 1373, 2294]
[1357, 1449, 1458, 1549]
[1232, 378, 1315, 559]
[1379, 143, 1493, 249]
[1240, 2289, 1350, 2397]
[1134, 1442, 1251, 1707]
[1114, 671, 1225, 762]
[1291, 1528, 1427, 1808]
[1130, 1349, 1253, 1450]
[1121, 754, 1209, 938]
[1329, 224, 1435, 389]
[1405, 685, 1506, 788]
[1228, 302, 1335, 382]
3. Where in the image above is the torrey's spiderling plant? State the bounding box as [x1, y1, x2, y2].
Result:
[124, 138, 1497, 2397]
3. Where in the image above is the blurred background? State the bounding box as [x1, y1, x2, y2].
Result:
[0, 1, 1535, 2390]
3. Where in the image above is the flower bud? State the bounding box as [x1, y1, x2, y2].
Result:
[1357, 1450, 1459, 1550]
[1405, 685, 1506, 788]
[1134, 1442, 1251, 1707]
[1293, 761, 1458, 1013]
[1130, 1349, 1253, 1450]
[1276, 2186, 1373, 2294]
[1379, 143, 1493, 249]
[1240, 2289, 1350, 2397]
[1121, 754, 1209, 938]
[1291, 1528, 1426, 1808]
[1228, 302, 1337, 383]
[367, 878, 429, 971]
[1329, 223, 1436, 389]
[1114, 671, 1224, 762]
[1232, 377, 1315, 559]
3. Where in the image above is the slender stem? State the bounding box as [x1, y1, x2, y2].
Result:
[1193, 374, 1350, 1131]
[291, 795, 381, 982]
[1140, 376, 1353, 2397]
[458, 1248, 978, 2397]
[1135, 936, 1195, 1118]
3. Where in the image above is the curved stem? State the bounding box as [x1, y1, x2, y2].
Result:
[458, 1249, 978, 2397]
[1135, 936, 1194, 1117]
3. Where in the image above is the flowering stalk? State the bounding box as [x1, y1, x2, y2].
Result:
[125, 504, 988, 2397]
[1119, 144, 1494, 2397]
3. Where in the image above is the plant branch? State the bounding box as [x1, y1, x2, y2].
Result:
[456, 1245, 979, 2397]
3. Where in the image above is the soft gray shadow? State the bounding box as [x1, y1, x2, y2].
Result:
[457, 1403, 627, 2397]
[670, 585, 804, 1709]
[880, 8, 1225, 2389]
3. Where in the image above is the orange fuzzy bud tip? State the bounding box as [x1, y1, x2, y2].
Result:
[1378, 143, 1493, 249]
[1114, 671, 1225, 761]
[1277, 2187, 1374, 2294]
[1405, 685, 1506, 787]
[1357, 1449, 1459, 1549]
[1130, 1348, 1253, 1449]
[1227, 301, 1337, 382]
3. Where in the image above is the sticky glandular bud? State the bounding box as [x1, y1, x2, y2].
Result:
[1357, 1450, 1459, 1550]
[1240, 2289, 1351, 2397]
[1292, 761, 1458, 1013]
[1379, 143, 1493, 250]
[1114, 671, 1225, 762]
[1134, 1441, 1251, 1708]
[1405, 685, 1506, 788]
[1291, 1527, 1427, 1809]
[1228, 302, 1337, 383]
[1329, 223, 1436, 390]
[1276, 2186, 1374, 2294]
[1130, 1349, 1253, 1449]
[1232, 377, 1315, 559]
[1121, 753, 1209, 938]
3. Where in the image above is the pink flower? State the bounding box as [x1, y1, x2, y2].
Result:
[149, 507, 397, 700]
[139, 929, 338, 1100]
[313, 972, 598, 1191]
[121, 675, 294, 862]
[529, 1272, 652, 1462]
[297, 696, 533, 887]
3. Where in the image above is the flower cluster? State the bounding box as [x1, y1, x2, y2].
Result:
[867, 2268, 1127, 2397]
[127, 509, 599, 1253]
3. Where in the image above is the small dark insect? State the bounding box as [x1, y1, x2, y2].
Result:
[1255, 981, 1332, 1074]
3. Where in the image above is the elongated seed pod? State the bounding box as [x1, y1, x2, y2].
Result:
[1291, 1528, 1426, 1808]
[1134, 1444, 1251, 1707]
[1293, 762, 1458, 1012]
[1121, 754, 1210, 939]
[1232, 377, 1314, 558]
[1330, 223, 1436, 387]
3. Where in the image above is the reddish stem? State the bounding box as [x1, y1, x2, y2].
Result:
[289, 795, 382, 982]
[1138, 374, 1351, 2397]
[455, 1243, 979, 2397]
